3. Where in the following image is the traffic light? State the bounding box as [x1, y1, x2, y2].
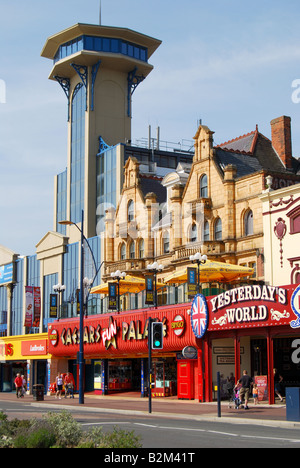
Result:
[151, 322, 163, 350]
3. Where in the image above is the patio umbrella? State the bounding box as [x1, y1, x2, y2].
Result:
[91, 275, 165, 295]
[164, 260, 254, 285]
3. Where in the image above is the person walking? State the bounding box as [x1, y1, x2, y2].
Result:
[55, 373, 63, 400]
[21, 375, 27, 398]
[273, 368, 284, 402]
[238, 370, 253, 410]
[14, 374, 23, 398]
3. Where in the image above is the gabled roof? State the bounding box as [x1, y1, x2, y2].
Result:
[215, 126, 300, 178]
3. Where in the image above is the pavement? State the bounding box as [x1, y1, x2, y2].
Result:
[1, 391, 299, 429]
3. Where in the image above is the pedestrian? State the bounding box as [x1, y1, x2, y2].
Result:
[64, 372, 75, 399]
[55, 373, 63, 399]
[21, 375, 27, 398]
[273, 368, 284, 402]
[238, 370, 253, 410]
[14, 373, 23, 398]
[253, 383, 259, 405]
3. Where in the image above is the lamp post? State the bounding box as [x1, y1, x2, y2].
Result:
[59, 210, 85, 404]
[189, 253, 207, 294]
[111, 270, 126, 313]
[145, 262, 163, 414]
[53, 283, 66, 320]
[146, 262, 164, 308]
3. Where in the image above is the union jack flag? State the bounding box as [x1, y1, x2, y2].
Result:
[191, 294, 208, 338]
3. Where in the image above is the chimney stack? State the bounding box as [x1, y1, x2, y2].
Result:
[270, 116, 293, 170]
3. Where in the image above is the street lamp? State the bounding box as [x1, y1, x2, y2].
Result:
[147, 262, 164, 308]
[59, 210, 85, 404]
[111, 270, 126, 313]
[53, 283, 66, 320]
[189, 252, 207, 294]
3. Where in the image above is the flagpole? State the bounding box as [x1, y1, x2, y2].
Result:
[99, 0, 102, 25]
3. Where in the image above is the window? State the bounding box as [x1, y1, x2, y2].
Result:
[287, 206, 300, 234]
[200, 174, 208, 198]
[120, 243, 126, 260]
[128, 200, 134, 222]
[139, 239, 144, 258]
[245, 210, 253, 236]
[214, 218, 222, 240]
[129, 241, 135, 259]
[204, 221, 210, 241]
[190, 224, 198, 243]
[163, 232, 170, 254]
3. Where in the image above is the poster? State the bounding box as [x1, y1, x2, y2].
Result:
[255, 375, 268, 401]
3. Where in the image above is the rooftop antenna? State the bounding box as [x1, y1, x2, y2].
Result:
[99, 0, 102, 25]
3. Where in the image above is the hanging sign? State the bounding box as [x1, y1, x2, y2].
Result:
[108, 283, 117, 310]
[187, 267, 198, 300]
[145, 275, 154, 305]
[50, 294, 58, 318]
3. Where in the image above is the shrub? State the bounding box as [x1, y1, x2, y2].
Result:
[45, 411, 82, 448]
[14, 420, 56, 449]
[99, 426, 142, 449]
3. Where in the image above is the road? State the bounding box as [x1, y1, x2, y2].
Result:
[1, 399, 300, 449]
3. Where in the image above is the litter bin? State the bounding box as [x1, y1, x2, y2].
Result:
[33, 384, 44, 401]
[286, 387, 300, 422]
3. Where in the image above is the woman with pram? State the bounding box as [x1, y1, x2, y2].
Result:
[64, 372, 75, 398]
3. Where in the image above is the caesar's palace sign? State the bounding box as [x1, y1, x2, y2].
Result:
[207, 284, 299, 331]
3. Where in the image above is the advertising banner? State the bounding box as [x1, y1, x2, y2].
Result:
[50, 294, 58, 318]
[108, 282, 117, 310]
[33, 287, 41, 327]
[187, 267, 198, 300]
[24, 287, 34, 327]
[145, 275, 154, 305]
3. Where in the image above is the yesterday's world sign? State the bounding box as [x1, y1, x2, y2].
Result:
[207, 284, 300, 331]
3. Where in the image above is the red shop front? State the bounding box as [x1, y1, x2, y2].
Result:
[48, 304, 202, 399]
[48, 283, 300, 403]
[202, 283, 300, 404]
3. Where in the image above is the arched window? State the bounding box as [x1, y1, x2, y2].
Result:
[129, 241, 135, 259]
[139, 239, 144, 258]
[214, 218, 222, 240]
[200, 174, 208, 198]
[204, 221, 210, 241]
[245, 210, 253, 236]
[189, 224, 197, 243]
[163, 231, 170, 254]
[120, 243, 126, 260]
[128, 200, 134, 222]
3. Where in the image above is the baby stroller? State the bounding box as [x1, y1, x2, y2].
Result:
[228, 384, 242, 409]
[65, 383, 74, 399]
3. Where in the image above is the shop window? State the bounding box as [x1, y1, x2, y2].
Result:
[244, 210, 253, 236]
[214, 218, 222, 240]
[200, 174, 208, 198]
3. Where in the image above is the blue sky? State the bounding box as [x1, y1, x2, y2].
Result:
[1, 0, 300, 255]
